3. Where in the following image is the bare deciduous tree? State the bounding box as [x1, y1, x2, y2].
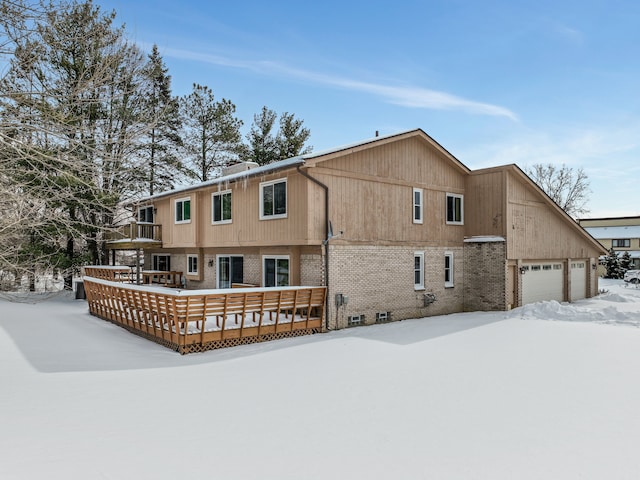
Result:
[0, 0, 154, 289]
[525, 163, 591, 218]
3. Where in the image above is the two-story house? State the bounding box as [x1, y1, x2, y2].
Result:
[578, 216, 640, 273]
[110, 129, 605, 330]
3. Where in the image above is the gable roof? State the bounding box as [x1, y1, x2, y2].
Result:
[470, 164, 606, 255]
[136, 128, 470, 204]
[302, 128, 471, 174]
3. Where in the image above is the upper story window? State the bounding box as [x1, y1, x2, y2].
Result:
[414, 252, 424, 290]
[612, 239, 630, 248]
[446, 193, 464, 225]
[212, 190, 232, 224]
[413, 188, 423, 224]
[444, 252, 454, 288]
[260, 179, 287, 219]
[138, 205, 154, 223]
[175, 197, 191, 224]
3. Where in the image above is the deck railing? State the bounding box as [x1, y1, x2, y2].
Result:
[83, 276, 326, 354]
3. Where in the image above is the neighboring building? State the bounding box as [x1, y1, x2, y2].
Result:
[578, 216, 640, 273]
[109, 129, 605, 330]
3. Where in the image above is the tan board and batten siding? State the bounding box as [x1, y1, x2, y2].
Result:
[305, 135, 468, 245]
[153, 171, 324, 249]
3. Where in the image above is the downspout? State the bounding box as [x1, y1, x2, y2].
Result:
[296, 165, 331, 330]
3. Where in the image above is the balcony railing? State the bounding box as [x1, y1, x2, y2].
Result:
[106, 222, 162, 246]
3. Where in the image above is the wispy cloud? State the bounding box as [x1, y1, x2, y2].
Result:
[554, 24, 584, 45]
[163, 47, 518, 121]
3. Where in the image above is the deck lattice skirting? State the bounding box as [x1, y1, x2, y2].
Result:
[82, 276, 326, 354]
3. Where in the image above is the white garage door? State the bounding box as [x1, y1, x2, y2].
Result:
[570, 261, 587, 301]
[522, 262, 564, 305]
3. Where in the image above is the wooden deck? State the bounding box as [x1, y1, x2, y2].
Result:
[82, 276, 326, 354]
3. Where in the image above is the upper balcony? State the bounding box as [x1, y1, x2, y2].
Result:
[106, 222, 163, 250]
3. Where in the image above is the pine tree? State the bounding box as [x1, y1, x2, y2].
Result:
[139, 44, 184, 195]
[244, 106, 279, 166]
[242, 107, 312, 165]
[620, 251, 632, 274]
[180, 84, 243, 181]
[604, 248, 621, 279]
[277, 112, 312, 160]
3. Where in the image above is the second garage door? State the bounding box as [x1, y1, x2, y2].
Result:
[522, 262, 564, 305]
[570, 261, 587, 301]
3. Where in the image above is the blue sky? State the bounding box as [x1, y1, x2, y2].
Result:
[99, 0, 640, 218]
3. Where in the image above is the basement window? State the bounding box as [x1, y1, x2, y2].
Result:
[375, 312, 391, 323]
[348, 314, 364, 326]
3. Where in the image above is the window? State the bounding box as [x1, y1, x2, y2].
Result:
[446, 193, 464, 224]
[348, 314, 365, 326]
[217, 256, 244, 289]
[414, 252, 424, 290]
[444, 252, 454, 288]
[175, 197, 191, 223]
[612, 239, 630, 247]
[375, 312, 391, 323]
[260, 179, 287, 219]
[187, 254, 198, 275]
[138, 205, 154, 223]
[263, 256, 289, 287]
[212, 190, 232, 224]
[152, 254, 170, 271]
[413, 188, 423, 224]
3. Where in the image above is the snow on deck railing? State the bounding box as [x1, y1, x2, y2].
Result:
[82, 276, 326, 354]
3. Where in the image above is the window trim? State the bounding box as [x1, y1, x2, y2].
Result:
[413, 187, 423, 224]
[211, 190, 232, 224]
[262, 255, 290, 287]
[444, 251, 454, 288]
[186, 254, 199, 276]
[446, 193, 464, 225]
[174, 197, 191, 224]
[260, 179, 288, 220]
[151, 254, 171, 272]
[216, 255, 244, 289]
[414, 251, 425, 290]
[138, 205, 154, 224]
[612, 239, 630, 248]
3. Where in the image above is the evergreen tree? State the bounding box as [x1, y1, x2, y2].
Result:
[604, 248, 621, 279]
[244, 106, 279, 166]
[277, 111, 312, 160]
[620, 250, 632, 274]
[139, 44, 184, 195]
[180, 83, 243, 182]
[243, 107, 312, 165]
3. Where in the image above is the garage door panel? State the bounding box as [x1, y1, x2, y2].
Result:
[570, 262, 587, 301]
[522, 262, 564, 305]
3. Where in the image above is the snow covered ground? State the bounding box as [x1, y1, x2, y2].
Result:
[2, 279, 640, 479]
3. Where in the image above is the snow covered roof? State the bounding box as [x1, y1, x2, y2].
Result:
[140, 156, 306, 202]
[463, 236, 506, 243]
[584, 226, 640, 239]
